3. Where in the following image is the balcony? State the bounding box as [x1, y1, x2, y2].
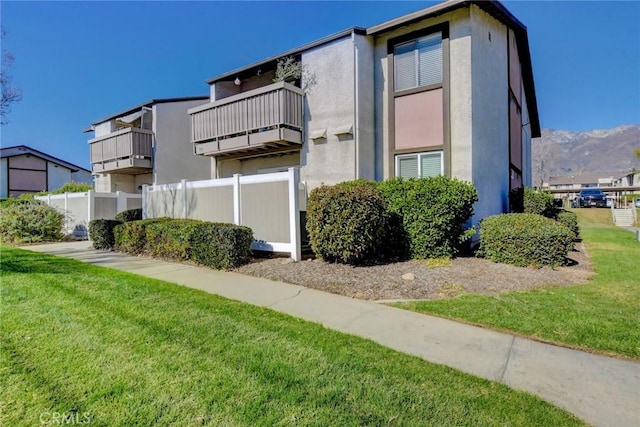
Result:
[89, 128, 153, 174]
[189, 81, 304, 158]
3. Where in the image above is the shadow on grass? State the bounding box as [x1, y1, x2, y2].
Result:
[0, 249, 82, 275]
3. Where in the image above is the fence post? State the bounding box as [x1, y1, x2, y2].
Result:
[116, 191, 127, 213]
[288, 167, 301, 262]
[87, 190, 95, 223]
[233, 174, 241, 225]
[142, 185, 148, 219]
[64, 192, 69, 233]
[181, 179, 188, 219]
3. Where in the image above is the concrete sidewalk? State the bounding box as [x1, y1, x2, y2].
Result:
[24, 242, 640, 427]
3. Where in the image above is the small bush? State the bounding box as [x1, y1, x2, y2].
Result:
[0, 200, 65, 243]
[114, 218, 170, 254]
[511, 187, 556, 217]
[307, 184, 389, 265]
[378, 176, 478, 259]
[555, 210, 580, 240]
[114, 208, 143, 223]
[479, 213, 574, 267]
[190, 223, 254, 269]
[47, 181, 93, 195]
[88, 219, 123, 250]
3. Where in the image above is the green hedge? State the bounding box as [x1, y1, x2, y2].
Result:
[88, 219, 122, 250]
[114, 208, 143, 223]
[556, 210, 580, 240]
[114, 218, 170, 255]
[113, 218, 253, 269]
[479, 213, 574, 267]
[378, 176, 478, 259]
[190, 223, 254, 269]
[306, 184, 389, 265]
[145, 219, 201, 260]
[0, 200, 65, 243]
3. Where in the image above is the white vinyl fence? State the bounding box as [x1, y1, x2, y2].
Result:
[36, 191, 142, 237]
[143, 168, 304, 261]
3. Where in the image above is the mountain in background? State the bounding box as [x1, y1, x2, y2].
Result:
[532, 124, 640, 186]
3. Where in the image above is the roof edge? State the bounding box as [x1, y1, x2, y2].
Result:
[89, 95, 209, 128]
[205, 27, 367, 84]
[0, 145, 91, 173]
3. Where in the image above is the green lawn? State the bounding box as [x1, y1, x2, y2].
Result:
[0, 247, 582, 426]
[396, 209, 640, 360]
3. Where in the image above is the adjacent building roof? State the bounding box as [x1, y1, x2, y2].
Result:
[1, 145, 91, 173]
[202, 0, 540, 137]
[86, 96, 209, 130]
[548, 171, 636, 186]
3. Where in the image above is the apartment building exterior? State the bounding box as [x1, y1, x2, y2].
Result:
[189, 0, 540, 223]
[86, 97, 211, 193]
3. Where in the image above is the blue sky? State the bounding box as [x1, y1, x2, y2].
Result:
[1, 1, 639, 169]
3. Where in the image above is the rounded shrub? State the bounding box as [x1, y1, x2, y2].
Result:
[88, 219, 123, 250]
[114, 218, 171, 254]
[0, 199, 65, 243]
[378, 176, 478, 259]
[306, 184, 388, 265]
[479, 213, 574, 267]
[114, 208, 143, 223]
[555, 210, 579, 240]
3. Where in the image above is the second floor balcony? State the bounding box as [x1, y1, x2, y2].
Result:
[89, 128, 153, 174]
[189, 81, 304, 157]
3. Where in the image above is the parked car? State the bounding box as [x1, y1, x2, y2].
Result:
[635, 198, 640, 208]
[577, 189, 607, 208]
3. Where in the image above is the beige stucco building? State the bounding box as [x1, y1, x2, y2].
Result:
[0, 145, 92, 198]
[86, 97, 211, 193]
[189, 0, 541, 224]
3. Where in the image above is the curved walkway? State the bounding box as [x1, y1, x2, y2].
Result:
[25, 242, 640, 427]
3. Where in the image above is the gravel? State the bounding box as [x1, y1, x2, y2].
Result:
[234, 242, 593, 301]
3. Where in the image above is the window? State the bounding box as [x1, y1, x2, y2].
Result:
[394, 32, 442, 92]
[395, 151, 443, 179]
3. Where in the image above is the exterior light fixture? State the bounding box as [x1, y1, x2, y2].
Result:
[234, 77, 241, 86]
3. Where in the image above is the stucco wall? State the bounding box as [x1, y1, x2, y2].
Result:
[300, 36, 357, 189]
[94, 121, 114, 138]
[218, 153, 300, 178]
[470, 5, 510, 223]
[373, 7, 471, 181]
[153, 100, 211, 185]
[354, 34, 376, 181]
[0, 158, 8, 198]
[47, 162, 73, 191]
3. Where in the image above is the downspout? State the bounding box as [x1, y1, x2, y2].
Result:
[352, 31, 359, 180]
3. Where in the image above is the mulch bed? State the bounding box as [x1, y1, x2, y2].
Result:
[234, 242, 593, 301]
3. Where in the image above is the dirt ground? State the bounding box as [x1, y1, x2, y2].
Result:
[234, 242, 593, 301]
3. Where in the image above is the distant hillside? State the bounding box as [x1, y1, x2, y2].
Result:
[532, 124, 640, 186]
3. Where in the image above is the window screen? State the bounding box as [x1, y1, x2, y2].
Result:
[394, 32, 442, 91]
[396, 151, 443, 178]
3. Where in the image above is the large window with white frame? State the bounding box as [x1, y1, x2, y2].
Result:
[395, 151, 443, 179]
[394, 32, 443, 92]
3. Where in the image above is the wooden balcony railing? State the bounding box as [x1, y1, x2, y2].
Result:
[89, 128, 153, 173]
[189, 81, 304, 157]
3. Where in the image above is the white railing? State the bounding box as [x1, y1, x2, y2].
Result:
[143, 168, 303, 261]
[36, 191, 142, 237]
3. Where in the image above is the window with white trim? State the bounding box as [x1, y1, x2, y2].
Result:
[395, 151, 443, 179]
[394, 32, 442, 92]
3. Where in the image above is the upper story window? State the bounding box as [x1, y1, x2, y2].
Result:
[394, 32, 442, 92]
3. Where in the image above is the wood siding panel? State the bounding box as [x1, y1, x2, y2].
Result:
[394, 89, 444, 150]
